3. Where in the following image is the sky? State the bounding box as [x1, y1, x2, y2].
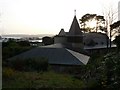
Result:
[0, 0, 120, 35]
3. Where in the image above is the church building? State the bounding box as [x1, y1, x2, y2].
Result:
[54, 13, 115, 54]
[54, 15, 84, 49]
[9, 14, 90, 67]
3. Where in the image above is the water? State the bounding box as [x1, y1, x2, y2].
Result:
[28, 40, 42, 42]
[1, 37, 42, 43]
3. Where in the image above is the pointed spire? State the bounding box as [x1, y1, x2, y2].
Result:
[74, 9, 76, 16]
[69, 13, 82, 36]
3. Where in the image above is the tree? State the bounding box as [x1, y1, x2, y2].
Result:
[79, 14, 106, 33]
[79, 14, 94, 32]
[42, 36, 54, 45]
[102, 5, 118, 48]
[96, 15, 106, 32]
[100, 52, 120, 88]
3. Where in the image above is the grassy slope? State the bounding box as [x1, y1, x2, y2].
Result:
[2, 68, 85, 88]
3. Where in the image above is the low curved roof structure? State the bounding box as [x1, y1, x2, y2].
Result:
[9, 44, 90, 65]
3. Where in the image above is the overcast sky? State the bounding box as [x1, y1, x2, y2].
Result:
[0, 0, 120, 35]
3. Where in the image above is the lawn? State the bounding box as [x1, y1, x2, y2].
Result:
[2, 67, 85, 89]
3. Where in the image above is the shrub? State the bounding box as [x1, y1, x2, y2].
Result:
[42, 36, 54, 45]
[9, 59, 25, 71]
[9, 58, 49, 71]
[32, 58, 48, 71]
[93, 52, 120, 88]
[3, 67, 15, 80]
[18, 41, 30, 46]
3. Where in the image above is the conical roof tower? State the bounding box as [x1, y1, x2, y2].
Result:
[69, 13, 82, 36]
[58, 28, 66, 36]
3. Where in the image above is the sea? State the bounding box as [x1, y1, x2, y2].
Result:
[1, 34, 54, 43]
[1, 36, 43, 42]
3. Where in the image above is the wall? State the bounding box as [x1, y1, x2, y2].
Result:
[54, 36, 67, 44]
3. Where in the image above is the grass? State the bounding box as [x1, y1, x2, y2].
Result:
[2, 67, 85, 89]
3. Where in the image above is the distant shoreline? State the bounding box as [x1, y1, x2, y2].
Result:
[1, 34, 55, 39]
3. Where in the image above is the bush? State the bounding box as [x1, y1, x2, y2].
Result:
[2, 40, 32, 60]
[9, 59, 26, 71]
[92, 52, 120, 88]
[3, 67, 15, 80]
[42, 36, 54, 45]
[32, 58, 49, 71]
[9, 58, 49, 71]
[18, 41, 30, 46]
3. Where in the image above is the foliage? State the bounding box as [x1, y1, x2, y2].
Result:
[3, 67, 15, 80]
[18, 40, 30, 46]
[79, 13, 105, 33]
[114, 35, 120, 50]
[79, 54, 104, 88]
[9, 58, 49, 72]
[2, 40, 32, 60]
[2, 71, 85, 88]
[100, 52, 120, 88]
[81, 51, 120, 89]
[42, 36, 54, 45]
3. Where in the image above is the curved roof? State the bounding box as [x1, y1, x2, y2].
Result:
[83, 32, 108, 38]
[8, 45, 90, 65]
